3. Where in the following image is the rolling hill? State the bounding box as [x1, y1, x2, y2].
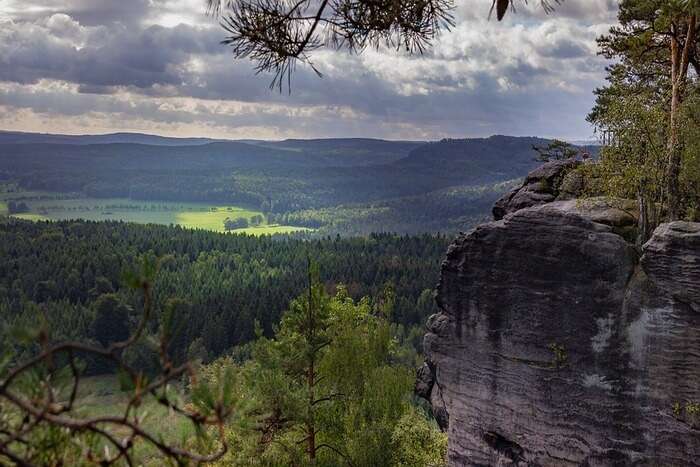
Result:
[0, 132, 594, 234]
[0, 130, 226, 146]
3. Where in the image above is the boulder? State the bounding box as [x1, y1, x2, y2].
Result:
[421, 201, 700, 465]
[492, 158, 581, 220]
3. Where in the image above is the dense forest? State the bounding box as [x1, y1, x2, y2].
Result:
[0, 217, 451, 465]
[0, 218, 449, 369]
[0, 135, 589, 234]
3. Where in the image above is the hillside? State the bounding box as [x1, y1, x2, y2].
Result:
[396, 135, 549, 181]
[256, 138, 423, 166]
[0, 130, 226, 146]
[0, 132, 594, 234]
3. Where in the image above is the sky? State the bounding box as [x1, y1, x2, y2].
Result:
[0, 0, 619, 140]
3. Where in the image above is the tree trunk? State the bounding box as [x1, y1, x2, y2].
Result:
[307, 361, 316, 463]
[665, 15, 697, 221]
[666, 80, 682, 219]
[637, 190, 661, 247]
[306, 262, 317, 463]
[637, 192, 648, 247]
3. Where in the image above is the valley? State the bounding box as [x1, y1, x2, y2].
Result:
[2, 191, 310, 235]
[0, 133, 584, 235]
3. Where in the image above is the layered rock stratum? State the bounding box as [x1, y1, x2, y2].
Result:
[419, 160, 700, 466]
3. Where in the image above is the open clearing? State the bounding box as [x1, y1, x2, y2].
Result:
[71, 376, 195, 463]
[3, 193, 311, 235]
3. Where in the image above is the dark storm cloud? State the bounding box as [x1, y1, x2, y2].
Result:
[59, 0, 151, 25]
[540, 39, 589, 59]
[0, 19, 223, 89]
[2, 0, 152, 25]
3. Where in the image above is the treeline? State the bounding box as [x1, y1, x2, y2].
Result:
[268, 179, 519, 235]
[0, 218, 449, 368]
[224, 214, 264, 230]
[0, 136, 553, 234]
[6, 201, 29, 214]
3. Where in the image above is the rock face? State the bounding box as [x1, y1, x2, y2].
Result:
[421, 165, 700, 466]
[642, 222, 700, 312]
[553, 198, 639, 242]
[492, 158, 581, 220]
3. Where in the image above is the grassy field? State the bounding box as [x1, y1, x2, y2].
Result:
[3, 194, 311, 235]
[72, 376, 196, 463]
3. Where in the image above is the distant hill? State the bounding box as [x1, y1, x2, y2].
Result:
[0, 141, 325, 170]
[0, 130, 226, 146]
[256, 138, 423, 166]
[0, 131, 423, 167]
[263, 138, 422, 151]
[0, 131, 423, 160]
[391, 135, 550, 184]
[0, 133, 577, 234]
[382, 136, 548, 194]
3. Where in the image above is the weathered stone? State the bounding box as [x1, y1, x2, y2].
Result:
[550, 198, 639, 241]
[493, 159, 581, 220]
[421, 202, 700, 465]
[430, 381, 449, 431]
[557, 168, 586, 200]
[415, 361, 435, 400]
[642, 221, 700, 312]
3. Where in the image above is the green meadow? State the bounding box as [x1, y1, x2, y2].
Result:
[70, 376, 195, 463]
[3, 193, 311, 235]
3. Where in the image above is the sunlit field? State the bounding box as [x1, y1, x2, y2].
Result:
[3, 192, 311, 235]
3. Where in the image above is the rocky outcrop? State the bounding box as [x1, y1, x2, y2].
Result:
[421, 165, 700, 466]
[642, 222, 700, 312]
[553, 198, 639, 241]
[492, 158, 581, 220]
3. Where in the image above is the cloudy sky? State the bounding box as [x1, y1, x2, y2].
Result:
[0, 0, 618, 140]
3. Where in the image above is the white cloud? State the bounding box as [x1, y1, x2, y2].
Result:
[0, 0, 619, 139]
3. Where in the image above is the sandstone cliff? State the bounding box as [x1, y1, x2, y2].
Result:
[419, 160, 700, 466]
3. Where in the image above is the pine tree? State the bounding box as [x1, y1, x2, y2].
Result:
[590, 0, 700, 222]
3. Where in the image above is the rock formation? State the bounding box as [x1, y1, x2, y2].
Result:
[642, 222, 700, 313]
[420, 161, 700, 466]
[492, 158, 581, 220]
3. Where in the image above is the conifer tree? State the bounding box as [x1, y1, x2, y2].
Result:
[590, 0, 700, 223]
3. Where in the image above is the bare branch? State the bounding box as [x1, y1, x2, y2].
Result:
[213, 0, 562, 90]
[0, 268, 233, 465]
